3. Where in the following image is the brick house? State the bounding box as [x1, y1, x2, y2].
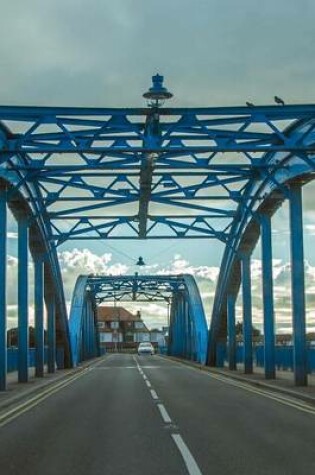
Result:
[97, 306, 151, 350]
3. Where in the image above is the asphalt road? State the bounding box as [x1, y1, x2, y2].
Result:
[0, 354, 314, 475]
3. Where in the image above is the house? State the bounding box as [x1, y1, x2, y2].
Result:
[97, 306, 151, 350]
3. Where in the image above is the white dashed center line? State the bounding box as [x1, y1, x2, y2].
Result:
[150, 389, 159, 400]
[172, 434, 203, 475]
[157, 403, 172, 424]
[135, 356, 203, 475]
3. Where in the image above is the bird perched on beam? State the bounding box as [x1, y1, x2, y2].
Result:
[246, 101, 254, 107]
[274, 95, 285, 105]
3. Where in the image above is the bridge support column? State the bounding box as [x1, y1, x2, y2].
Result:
[88, 301, 93, 358]
[0, 184, 7, 390]
[185, 299, 191, 359]
[187, 304, 193, 360]
[289, 183, 307, 386]
[260, 213, 276, 379]
[86, 300, 92, 358]
[34, 252, 44, 377]
[241, 253, 253, 374]
[82, 302, 88, 360]
[227, 294, 236, 370]
[18, 213, 29, 383]
[47, 294, 56, 373]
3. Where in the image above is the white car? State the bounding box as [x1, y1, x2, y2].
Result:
[137, 342, 155, 355]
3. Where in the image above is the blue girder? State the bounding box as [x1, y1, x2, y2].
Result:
[1, 103, 314, 242]
[208, 118, 315, 365]
[68, 273, 208, 365]
[1, 76, 315, 377]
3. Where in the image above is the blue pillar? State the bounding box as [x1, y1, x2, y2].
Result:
[18, 214, 29, 383]
[179, 294, 185, 357]
[260, 213, 276, 379]
[241, 253, 253, 374]
[183, 297, 188, 358]
[87, 300, 92, 358]
[227, 293, 236, 370]
[34, 253, 44, 377]
[289, 183, 307, 386]
[0, 184, 7, 390]
[82, 303, 87, 360]
[47, 295, 56, 373]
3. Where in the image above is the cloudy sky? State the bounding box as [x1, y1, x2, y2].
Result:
[2, 1, 315, 332]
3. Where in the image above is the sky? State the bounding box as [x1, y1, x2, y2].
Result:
[1, 0, 315, 332]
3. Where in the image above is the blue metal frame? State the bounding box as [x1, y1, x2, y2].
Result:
[0, 76, 315, 387]
[0, 183, 7, 390]
[68, 273, 207, 365]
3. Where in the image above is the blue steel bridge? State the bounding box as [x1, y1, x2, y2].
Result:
[0, 74, 315, 391]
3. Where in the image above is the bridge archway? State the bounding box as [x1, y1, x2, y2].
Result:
[0, 76, 314, 388]
[69, 274, 208, 366]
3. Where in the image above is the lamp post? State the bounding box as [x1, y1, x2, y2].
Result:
[143, 74, 173, 108]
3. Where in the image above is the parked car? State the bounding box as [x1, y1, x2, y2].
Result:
[137, 342, 155, 356]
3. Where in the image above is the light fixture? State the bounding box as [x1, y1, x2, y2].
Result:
[143, 74, 173, 108]
[136, 256, 146, 266]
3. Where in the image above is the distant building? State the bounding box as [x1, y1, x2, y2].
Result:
[97, 306, 151, 350]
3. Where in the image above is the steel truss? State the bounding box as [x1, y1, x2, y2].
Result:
[68, 274, 208, 366]
[0, 76, 315, 388]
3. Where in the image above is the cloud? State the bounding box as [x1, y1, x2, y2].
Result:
[7, 232, 18, 239]
[4, 248, 315, 333]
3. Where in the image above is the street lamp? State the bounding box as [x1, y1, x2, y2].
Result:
[136, 256, 146, 266]
[143, 74, 173, 108]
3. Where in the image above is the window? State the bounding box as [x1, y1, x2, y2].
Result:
[111, 321, 119, 329]
[134, 321, 144, 329]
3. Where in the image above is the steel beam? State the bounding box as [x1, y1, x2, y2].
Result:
[47, 294, 56, 373]
[0, 183, 7, 390]
[18, 214, 29, 383]
[34, 253, 44, 377]
[289, 183, 307, 386]
[241, 253, 253, 374]
[227, 294, 237, 370]
[260, 213, 276, 379]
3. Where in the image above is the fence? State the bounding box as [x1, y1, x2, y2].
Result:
[216, 344, 315, 373]
[7, 347, 66, 372]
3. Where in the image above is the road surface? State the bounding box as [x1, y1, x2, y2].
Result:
[0, 354, 314, 474]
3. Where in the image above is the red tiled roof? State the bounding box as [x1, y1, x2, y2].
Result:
[97, 306, 141, 322]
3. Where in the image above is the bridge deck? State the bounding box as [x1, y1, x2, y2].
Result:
[0, 355, 314, 475]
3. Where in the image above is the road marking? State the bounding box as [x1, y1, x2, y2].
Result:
[172, 434, 203, 475]
[0, 368, 90, 428]
[165, 358, 315, 416]
[157, 403, 172, 423]
[137, 356, 203, 474]
[206, 372, 315, 416]
[150, 389, 159, 400]
[91, 366, 138, 370]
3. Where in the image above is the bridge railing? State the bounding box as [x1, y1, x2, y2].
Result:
[215, 343, 315, 374]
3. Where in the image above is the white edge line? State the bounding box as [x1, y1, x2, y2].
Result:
[157, 403, 172, 423]
[172, 434, 203, 475]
